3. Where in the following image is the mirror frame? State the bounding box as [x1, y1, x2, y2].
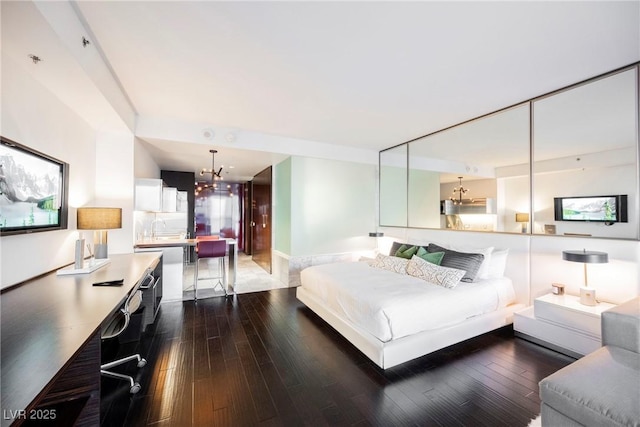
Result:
[379, 62, 640, 240]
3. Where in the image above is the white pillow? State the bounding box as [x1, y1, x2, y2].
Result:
[406, 255, 466, 289]
[487, 248, 509, 278]
[369, 253, 409, 275]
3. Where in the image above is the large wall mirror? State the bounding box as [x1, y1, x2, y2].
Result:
[408, 103, 530, 232]
[380, 63, 639, 240]
[380, 144, 408, 226]
[532, 67, 639, 239]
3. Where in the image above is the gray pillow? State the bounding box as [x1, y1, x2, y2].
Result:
[426, 243, 484, 282]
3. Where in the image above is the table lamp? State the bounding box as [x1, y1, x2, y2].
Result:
[562, 249, 608, 306]
[515, 213, 529, 233]
[77, 207, 122, 259]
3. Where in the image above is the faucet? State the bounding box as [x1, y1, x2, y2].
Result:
[150, 219, 166, 239]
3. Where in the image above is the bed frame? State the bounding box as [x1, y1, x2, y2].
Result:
[296, 286, 525, 369]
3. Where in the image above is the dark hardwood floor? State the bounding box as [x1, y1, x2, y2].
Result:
[100, 288, 575, 426]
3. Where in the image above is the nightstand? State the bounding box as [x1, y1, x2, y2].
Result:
[514, 293, 616, 358]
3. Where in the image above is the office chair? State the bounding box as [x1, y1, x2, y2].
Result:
[194, 238, 227, 300]
[100, 273, 151, 394]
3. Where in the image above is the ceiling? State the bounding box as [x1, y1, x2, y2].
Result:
[7, 1, 640, 182]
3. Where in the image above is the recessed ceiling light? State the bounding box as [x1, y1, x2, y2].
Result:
[203, 128, 215, 140]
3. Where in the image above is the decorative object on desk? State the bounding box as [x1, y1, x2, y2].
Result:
[74, 237, 85, 268]
[515, 212, 529, 233]
[57, 258, 110, 275]
[562, 249, 608, 306]
[552, 282, 565, 295]
[77, 207, 122, 259]
[544, 224, 556, 235]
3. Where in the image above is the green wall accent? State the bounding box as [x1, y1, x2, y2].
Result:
[273, 157, 292, 255]
[290, 156, 376, 256]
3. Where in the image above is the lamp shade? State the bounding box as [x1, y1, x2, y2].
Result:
[77, 207, 122, 230]
[562, 249, 608, 264]
[515, 213, 530, 223]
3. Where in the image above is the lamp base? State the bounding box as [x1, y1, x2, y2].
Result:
[95, 243, 108, 259]
[580, 287, 597, 306]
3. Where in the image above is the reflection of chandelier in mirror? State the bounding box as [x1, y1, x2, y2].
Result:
[450, 176, 470, 204]
[200, 149, 223, 185]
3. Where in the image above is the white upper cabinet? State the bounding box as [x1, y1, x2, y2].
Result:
[135, 179, 180, 212]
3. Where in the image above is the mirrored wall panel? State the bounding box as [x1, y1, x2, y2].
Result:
[407, 103, 530, 232]
[380, 63, 639, 240]
[532, 67, 639, 239]
[380, 144, 408, 227]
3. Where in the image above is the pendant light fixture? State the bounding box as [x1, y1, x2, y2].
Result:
[200, 149, 223, 185]
[450, 176, 469, 205]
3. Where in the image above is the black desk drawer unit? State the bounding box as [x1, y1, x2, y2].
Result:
[140, 255, 163, 331]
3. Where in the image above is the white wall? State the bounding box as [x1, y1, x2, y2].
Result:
[95, 132, 135, 255]
[134, 138, 160, 179]
[0, 50, 137, 288]
[1, 56, 96, 287]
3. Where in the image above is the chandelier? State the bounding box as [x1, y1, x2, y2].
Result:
[200, 149, 223, 185]
[450, 176, 470, 204]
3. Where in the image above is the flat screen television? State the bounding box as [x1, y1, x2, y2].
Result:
[0, 136, 69, 236]
[554, 195, 627, 223]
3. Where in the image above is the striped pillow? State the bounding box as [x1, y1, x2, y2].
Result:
[426, 243, 484, 282]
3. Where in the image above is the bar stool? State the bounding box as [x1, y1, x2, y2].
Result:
[194, 238, 227, 300]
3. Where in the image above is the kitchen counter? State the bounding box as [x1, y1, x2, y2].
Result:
[134, 238, 237, 297]
[134, 238, 196, 248]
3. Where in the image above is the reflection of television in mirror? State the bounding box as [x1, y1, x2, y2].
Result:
[554, 195, 628, 223]
[0, 136, 69, 236]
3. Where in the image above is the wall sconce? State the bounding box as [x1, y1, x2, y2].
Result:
[77, 207, 122, 259]
[562, 249, 608, 306]
[515, 212, 529, 233]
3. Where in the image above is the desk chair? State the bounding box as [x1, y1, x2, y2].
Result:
[100, 274, 150, 394]
[194, 238, 227, 300]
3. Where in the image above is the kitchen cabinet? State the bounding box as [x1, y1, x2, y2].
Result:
[162, 187, 177, 212]
[135, 178, 179, 212]
[135, 178, 163, 212]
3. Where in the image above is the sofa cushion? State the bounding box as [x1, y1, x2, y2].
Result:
[602, 297, 640, 353]
[539, 346, 640, 426]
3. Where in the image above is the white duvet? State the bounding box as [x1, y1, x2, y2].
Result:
[300, 261, 516, 343]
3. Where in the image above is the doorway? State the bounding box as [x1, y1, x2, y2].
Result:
[251, 166, 272, 273]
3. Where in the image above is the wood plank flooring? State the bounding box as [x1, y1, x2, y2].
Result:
[100, 288, 575, 426]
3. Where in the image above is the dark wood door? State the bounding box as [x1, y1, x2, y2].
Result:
[251, 167, 272, 273]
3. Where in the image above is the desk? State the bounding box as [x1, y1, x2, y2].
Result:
[0, 253, 161, 427]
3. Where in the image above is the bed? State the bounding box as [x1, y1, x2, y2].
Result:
[296, 242, 526, 369]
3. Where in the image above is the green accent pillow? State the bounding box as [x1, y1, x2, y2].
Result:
[416, 247, 444, 265]
[394, 244, 419, 259]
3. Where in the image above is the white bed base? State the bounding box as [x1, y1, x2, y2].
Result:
[296, 286, 525, 369]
